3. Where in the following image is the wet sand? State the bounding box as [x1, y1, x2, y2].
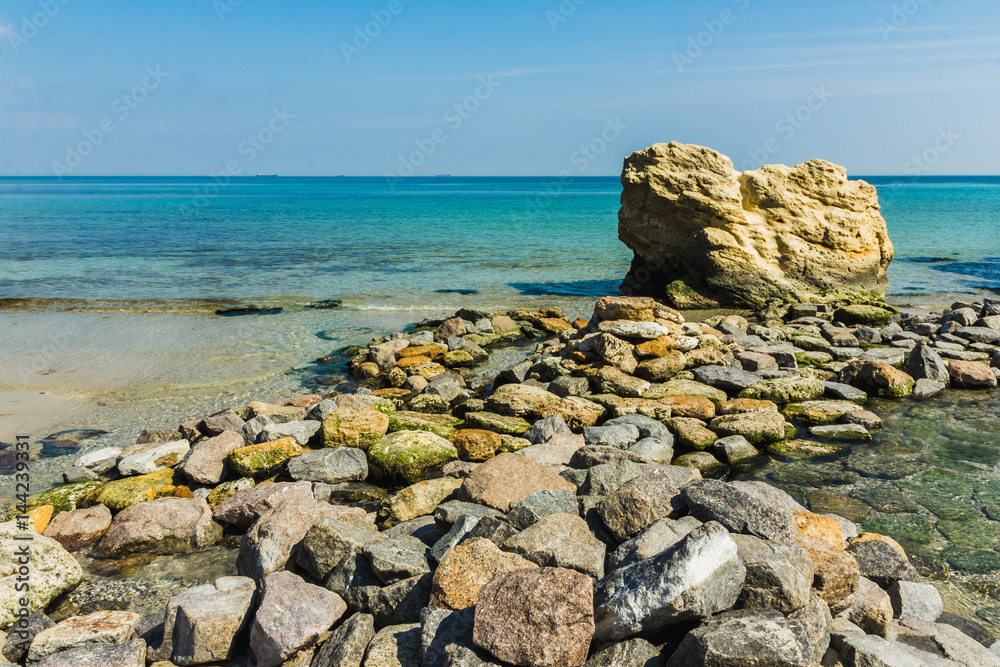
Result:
[0, 391, 83, 445]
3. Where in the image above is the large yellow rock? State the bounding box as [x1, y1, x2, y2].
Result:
[618, 141, 894, 307]
[429, 538, 535, 610]
[792, 509, 845, 549]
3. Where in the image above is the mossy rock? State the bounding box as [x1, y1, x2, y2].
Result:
[767, 439, 846, 460]
[498, 434, 532, 454]
[338, 344, 365, 357]
[937, 519, 999, 549]
[942, 547, 1000, 575]
[795, 351, 834, 367]
[388, 411, 462, 438]
[665, 280, 721, 310]
[863, 512, 936, 545]
[834, 305, 894, 327]
[850, 487, 920, 514]
[355, 395, 397, 414]
[738, 377, 825, 404]
[644, 379, 727, 403]
[709, 411, 786, 445]
[909, 469, 977, 496]
[782, 400, 862, 425]
[89, 468, 180, 512]
[672, 451, 724, 477]
[227, 437, 303, 477]
[767, 464, 859, 487]
[463, 411, 531, 436]
[368, 430, 459, 486]
[791, 335, 830, 352]
[322, 408, 390, 450]
[974, 481, 1000, 506]
[465, 333, 501, 348]
[910, 492, 983, 521]
[5, 480, 104, 520]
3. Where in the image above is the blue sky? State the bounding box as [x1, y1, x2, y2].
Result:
[1, 0, 997, 176]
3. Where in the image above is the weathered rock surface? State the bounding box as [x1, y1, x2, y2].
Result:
[504, 513, 606, 578]
[732, 534, 813, 613]
[593, 521, 746, 642]
[179, 431, 244, 485]
[160, 576, 256, 666]
[42, 504, 112, 552]
[250, 571, 346, 667]
[309, 611, 374, 667]
[98, 497, 222, 557]
[618, 142, 893, 307]
[459, 453, 576, 512]
[212, 481, 312, 530]
[0, 521, 82, 628]
[27, 610, 141, 662]
[682, 479, 797, 543]
[473, 567, 594, 667]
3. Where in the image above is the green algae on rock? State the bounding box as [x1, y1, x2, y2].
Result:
[368, 430, 459, 485]
[783, 400, 865, 425]
[89, 468, 181, 512]
[226, 437, 303, 478]
[833, 304, 895, 327]
[387, 411, 462, 438]
[863, 512, 936, 546]
[738, 377, 825, 404]
[6, 480, 104, 519]
[463, 412, 532, 436]
[766, 439, 847, 460]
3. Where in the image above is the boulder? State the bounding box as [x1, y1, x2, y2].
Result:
[90, 468, 180, 511]
[887, 581, 943, 622]
[42, 504, 112, 552]
[287, 447, 368, 483]
[160, 576, 256, 666]
[430, 538, 535, 611]
[117, 439, 190, 476]
[583, 638, 663, 667]
[597, 474, 687, 542]
[378, 477, 463, 529]
[363, 536, 432, 585]
[178, 431, 244, 485]
[368, 431, 459, 485]
[830, 576, 893, 637]
[907, 345, 950, 383]
[449, 429, 503, 462]
[840, 360, 915, 397]
[666, 608, 825, 667]
[236, 496, 366, 580]
[593, 521, 745, 642]
[212, 481, 312, 530]
[503, 513, 606, 578]
[29, 639, 145, 667]
[848, 539, 918, 589]
[308, 611, 374, 667]
[98, 497, 222, 557]
[733, 534, 813, 613]
[709, 411, 787, 445]
[618, 142, 893, 307]
[795, 535, 859, 605]
[259, 419, 322, 446]
[0, 521, 82, 628]
[297, 517, 383, 581]
[473, 567, 594, 667]
[507, 489, 579, 530]
[27, 610, 141, 663]
[459, 453, 576, 512]
[607, 516, 702, 571]
[486, 383, 561, 418]
[321, 407, 390, 450]
[682, 479, 797, 543]
[947, 359, 998, 388]
[738, 377, 826, 404]
[250, 571, 346, 667]
[420, 606, 500, 667]
[364, 623, 422, 667]
[226, 437, 303, 477]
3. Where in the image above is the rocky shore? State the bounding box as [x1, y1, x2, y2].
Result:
[2, 293, 1000, 667]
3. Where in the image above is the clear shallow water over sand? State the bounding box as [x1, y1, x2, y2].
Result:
[2, 176, 1000, 635]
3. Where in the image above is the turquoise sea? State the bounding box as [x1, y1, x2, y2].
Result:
[4, 176, 1000, 631]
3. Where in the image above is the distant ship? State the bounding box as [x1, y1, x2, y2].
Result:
[255, 174, 278, 179]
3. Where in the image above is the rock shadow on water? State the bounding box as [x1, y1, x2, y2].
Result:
[508, 279, 622, 297]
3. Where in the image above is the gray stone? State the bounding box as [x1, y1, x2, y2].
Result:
[523, 414, 573, 445]
[27, 610, 142, 663]
[507, 489, 580, 530]
[848, 539, 918, 589]
[593, 521, 746, 642]
[907, 345, 951, 382]
[307, 399, 338, 423]
[117, 439, 190, 476]
[250, 571, 346, 667]
[466, 516, 519, 547]
[75, 447, 121, 475]
[733, 534, 813, 613]
[627, 437, 675, 464]
[385, 515, 441, 547]
[604, 414, 674, 442]
[3, 611, 53, 663]
[260, 419, 322, 446]
[31, 640, 145, 667]
[607, 516, 702, 571]
[430, 514, 480, 564]
[420, 607, 499, 667]
[288, 447, 368, 483]
[324, 553, 383, 614]
[364, 536, 432, 585]
[887, 581, 943, 622]
[682, 479, 798, 543]
[433, 501, 502, 533]
[520, 433, 585, 467]
[309, 612, 374, 667]
[179, 431, 244, 485]
[895, 617, 1000, 666]
[213, 480, 313, 530]
[821, 381, 868, 402]
[597, 474, 687, 542]
[97, 497, 221, 557]
[809, 423, 872, 441]
[666, 608, 824, 667]
[369, 574, 434, 627]
[913, 378, 946, 400]
[298, 517, 383, 581]
[692, 365, 762, 392]
[202, 409, 246, 435]
[503, 512, 606, 578]
[584, 423, 642, 448]
[730, 480, 807, 511]
[161, 576, 256, 666]
[427, 377, 462, 403]
[241, 413, 275, 445]
[830, 576, 893, 637]
[549, 376, 590, 398]
[584, 461, 699, 496]
[957, 326, 1000, 344]
[363, 623, 422, 667]
[710, 434, 759, 463]
[585, 638, 663, 666]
